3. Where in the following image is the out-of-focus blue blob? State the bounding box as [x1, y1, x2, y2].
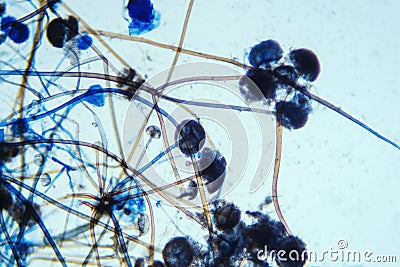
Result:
[249, 39, 283, 68]
[84, 85, 105, 107]
[77, 34, 92, 50]
[127, 0, 160, 35]
[8, 21, 29, 44]
[1, 16, 15, 36]
[1, 16, 29, 44]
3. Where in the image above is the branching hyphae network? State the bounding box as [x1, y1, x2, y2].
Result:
[0, 1, 399, 267]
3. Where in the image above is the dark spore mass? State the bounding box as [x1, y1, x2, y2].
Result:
[249, 39, 283, 68]
[9, 200, 41, 227]
[289, 48, 320, 82]
[207, 232, 241, 266]
[275, 93, 312, 130]
[244, 212, 286, 251]
[175, 120, 206, 156]
[198, 148, 226, 193]
[0, 143, 19, 162]
[11, 118, 29, 136]
[65, 16, 79, 41]
[1, 16, 14, 34]
[162, 236, 194, 267]
[276, 235, 307, 267]
[8, 21, 29, 44]
[127, 0, 160, 35]
[1, 16, 29, 44]
[240, 68, 276, 101]
[0, 185, 13, 210]
[128, 0, 155, 22]
[46, 18, 66, 48]
[273, 65, 298, 83]
[214, 202, 241, 231]
[46, 16, 80, 48]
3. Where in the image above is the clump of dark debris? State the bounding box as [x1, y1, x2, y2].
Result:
[134, 199, 307, 267]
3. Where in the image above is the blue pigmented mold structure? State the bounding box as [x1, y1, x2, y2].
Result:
[77, 34, 93, 50]
[1, 16, 29, 44]
[0, 1, 399, 267]
[249, 39, 283, 68]
[84, 85, 105, 107]
[127, 0, 160, 35]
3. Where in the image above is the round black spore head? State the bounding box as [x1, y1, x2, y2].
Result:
[175, 120, 206, 156]
[249, 39, 283, 68]
[65, 16, 79, 41]
[275, 93, 312, 130]
[240, 68, 276, 102]
[198, 148, 226, 193]
[289, 48, 320, 82]
[162, 236, 194, 267]
[214, 202, 241, 230]
[276, 235, 307, 267]
[46, 18, 66, 48]
[46, 16, 79, 48]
